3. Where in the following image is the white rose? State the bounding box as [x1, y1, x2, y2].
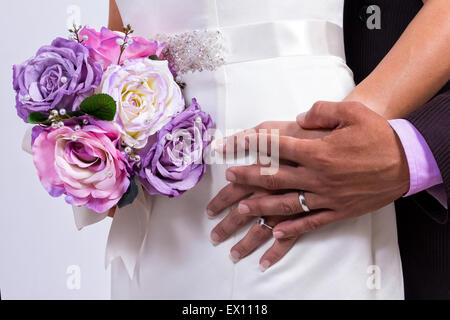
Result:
[98, 58, 185, 149]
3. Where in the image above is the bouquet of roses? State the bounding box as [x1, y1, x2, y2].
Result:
[13, 24, 214, 213]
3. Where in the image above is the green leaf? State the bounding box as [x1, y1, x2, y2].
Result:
[68, 110, 85, 117]
[117, 176, 139, 208]
[80, 94, 116, 121]
[149, 55, 160, 61]
[27, 112, 48, 124]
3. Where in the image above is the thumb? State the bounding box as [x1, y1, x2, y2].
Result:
[297, 101, 345, 130]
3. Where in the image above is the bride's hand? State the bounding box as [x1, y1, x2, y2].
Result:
[207, 120, 330, 270]
[208, 184, 296, 269]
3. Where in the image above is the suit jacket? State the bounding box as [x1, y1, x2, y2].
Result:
[343, 0, 449, 299]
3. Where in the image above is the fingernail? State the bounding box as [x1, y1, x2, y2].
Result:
[259, 260, 271, 272]
[273, 231, 285, 239]
[296, 113, 306, 124]
[210, 232, 220, 245]
[226, 170, 236, 182]
[206, 209, 215, 219]
[229, 250, 240, 263]
[238, 203, 250, 214]
[214, 139, 225, 153]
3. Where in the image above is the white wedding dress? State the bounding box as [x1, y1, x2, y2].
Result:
[111, 0, 404, 299]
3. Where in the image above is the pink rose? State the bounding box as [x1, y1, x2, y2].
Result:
[32, 119, 130, 213]
[79, 27, 165, 70]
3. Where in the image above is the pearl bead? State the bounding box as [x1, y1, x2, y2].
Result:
[134, 155, 141, 162]
[51, 122, 58, 129]
[58, 121, 64, 128]
[123, 43, 129, 49]
[124, 146, 132, 154]
[83, 119, 89, 125]
[127, 38, 133, 44]
[195, 117, 202, 123]
[71, 135, 77, 141]
[116, 38, 124, 46]
[51, 110, 59, 116]
[60, 76, 68, 84]
[59, 108, 67, 116]
[82, 35, 89, 41]
[74, 125, 81, 131]
[24, 94, 31, 101]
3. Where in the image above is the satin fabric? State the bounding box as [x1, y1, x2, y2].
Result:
[110, 0, 403, 299]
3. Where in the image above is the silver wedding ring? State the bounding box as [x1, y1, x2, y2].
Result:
[298, 191, 311, 213]
[257, 217, 273, 230]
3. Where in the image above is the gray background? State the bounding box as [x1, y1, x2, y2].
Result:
[0, 0, 111, 299]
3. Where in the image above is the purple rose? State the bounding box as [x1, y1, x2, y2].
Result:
[13, 38, 103, 122]
[138, 99, 214, 197]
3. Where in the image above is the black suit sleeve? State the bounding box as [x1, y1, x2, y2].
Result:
[404, 89, 450, 223]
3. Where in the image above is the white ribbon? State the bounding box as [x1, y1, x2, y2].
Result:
[103, 184, 152, 279]
[72, 184, 151, 280]
[222, 20, 346, 64]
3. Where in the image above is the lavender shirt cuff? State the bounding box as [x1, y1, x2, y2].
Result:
[388, 119, 445, 204]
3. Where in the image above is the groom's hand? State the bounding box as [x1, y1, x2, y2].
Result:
[208, 101, 410, 270]
[228, 101, 410, 233]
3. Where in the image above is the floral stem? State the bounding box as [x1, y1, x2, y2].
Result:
[117, 24, 134, 65]
[69, 23, 84, 43]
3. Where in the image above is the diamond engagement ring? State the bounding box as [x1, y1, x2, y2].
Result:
[257, 217, 273, 230]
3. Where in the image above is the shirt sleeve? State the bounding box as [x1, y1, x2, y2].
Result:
[388, 119, 444, 201]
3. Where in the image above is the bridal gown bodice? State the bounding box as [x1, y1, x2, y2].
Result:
[112, 0, 404, 299]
